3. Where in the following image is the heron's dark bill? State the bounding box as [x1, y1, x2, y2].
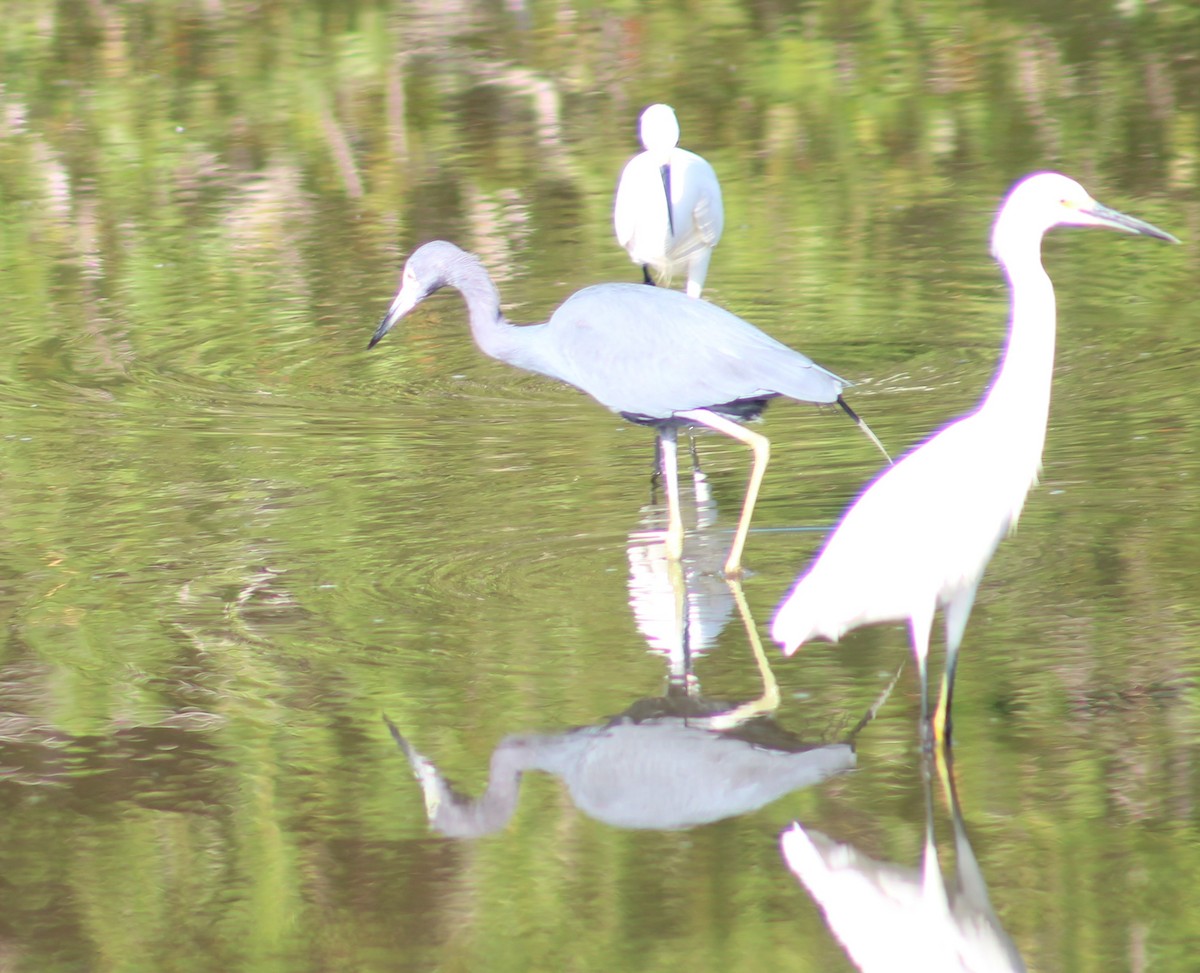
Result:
[368, 313, 394, 350]
[1085, 202, 1180, 244]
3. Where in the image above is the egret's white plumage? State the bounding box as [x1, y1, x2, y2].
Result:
[781, 752, 1028, 972]
[613, 104, 724, 298]
[771, 172, 1177, 743]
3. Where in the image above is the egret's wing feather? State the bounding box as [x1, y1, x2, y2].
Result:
[772, 415, 1020, 647]
[613, 153, 670, 261]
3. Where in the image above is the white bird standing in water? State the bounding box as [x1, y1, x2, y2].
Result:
[613, 104, 725, 298]
[771, 172, 1177, 745]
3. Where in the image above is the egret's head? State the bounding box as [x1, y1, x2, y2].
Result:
[368, 241, 468, 349]
[639, 103, 681, 157]
[991, 171, 1178, 260]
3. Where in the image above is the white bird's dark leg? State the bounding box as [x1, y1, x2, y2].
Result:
[658, 427, 684, 560]
[675, 408, 769, 577]
[936, 585, 979, 748]
[908, 608, 935, 749]
[641, 265, 655, 285]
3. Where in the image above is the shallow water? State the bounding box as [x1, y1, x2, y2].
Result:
[2, 4, 1200, 972]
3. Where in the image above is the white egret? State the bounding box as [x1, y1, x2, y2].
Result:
[771, 172, 1178, 744]
[369, 241, 890, 577]
[613, 104, 724, 298]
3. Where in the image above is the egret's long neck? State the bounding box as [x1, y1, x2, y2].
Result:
[978, 235, 1057, 468]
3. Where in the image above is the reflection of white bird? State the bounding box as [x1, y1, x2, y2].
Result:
[772, 172, 1177, 744]
[781, 753, 1027, 972]
[614, 104, 724, 298]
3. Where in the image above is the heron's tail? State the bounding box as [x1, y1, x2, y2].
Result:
[837, 395, 892, 465]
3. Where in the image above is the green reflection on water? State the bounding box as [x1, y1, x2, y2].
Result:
[0, 2, 1199, 972]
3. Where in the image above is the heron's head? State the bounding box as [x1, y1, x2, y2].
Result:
[368, 241, 465, 349]
[639, 103, 680, 159]
[991, 171, 1178, 260]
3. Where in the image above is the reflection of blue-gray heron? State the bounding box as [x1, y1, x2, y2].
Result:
[772, 172, 1178, 745]
[613, 103, 724, 298]
[389, 716, 855, 835]
[386, 572, 865, 835]
[369, 241, 889, 576]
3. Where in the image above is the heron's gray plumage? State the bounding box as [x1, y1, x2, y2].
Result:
[523, 284, 844, 421]
[370, 239, 882, 575]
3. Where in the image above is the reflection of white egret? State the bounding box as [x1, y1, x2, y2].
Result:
[370, 241, 888, 577]
[613, 104, 724, 298]
[772, 172, 1178, 744]
[782, 752, 1027, 972]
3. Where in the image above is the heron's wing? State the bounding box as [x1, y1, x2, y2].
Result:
[541, 284, 843, 417]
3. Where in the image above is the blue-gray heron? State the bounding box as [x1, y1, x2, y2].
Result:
[369, 242, 888, 576]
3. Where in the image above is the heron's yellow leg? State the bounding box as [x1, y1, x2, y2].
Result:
[675, 408, 770, 577]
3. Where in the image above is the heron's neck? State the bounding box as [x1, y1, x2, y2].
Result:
[978, 247, 1057, 464]
[447, 258, 545, 366]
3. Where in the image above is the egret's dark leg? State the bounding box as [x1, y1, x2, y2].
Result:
[642, 265, 655, 286]
[657, 427, 684, 560]
[908, 608, 935, 751]
[673, 408, 769, 577]
[935, 585, 979, 749]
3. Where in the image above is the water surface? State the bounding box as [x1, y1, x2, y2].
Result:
[1, 3, 1199, 972]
